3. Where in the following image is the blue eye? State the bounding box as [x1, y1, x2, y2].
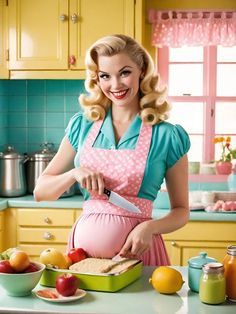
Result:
[99, 74, 110, 80]
[121, 70, 131, 77]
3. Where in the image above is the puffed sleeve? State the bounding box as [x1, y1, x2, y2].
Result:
[166, 124, 191, 169]
[65, 113, 83, 151]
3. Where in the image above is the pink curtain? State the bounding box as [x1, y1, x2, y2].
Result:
[148, 10, 236, 47]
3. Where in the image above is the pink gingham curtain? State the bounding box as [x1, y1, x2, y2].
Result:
[148, 10, 236, 47]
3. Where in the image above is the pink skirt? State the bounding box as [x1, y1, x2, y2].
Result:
[68, 213, 170, 266]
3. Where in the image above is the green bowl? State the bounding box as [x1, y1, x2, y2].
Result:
[0, 261, 45, 296]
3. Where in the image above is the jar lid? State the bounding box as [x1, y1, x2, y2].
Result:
[28, 142, 56, 161]
[203, 262, 224, 274]
[0, 146, 24, 159]
[188, 252, 217, 269]
[227, 245, 236, 256]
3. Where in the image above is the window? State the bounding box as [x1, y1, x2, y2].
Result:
[157, 46, 236, 163]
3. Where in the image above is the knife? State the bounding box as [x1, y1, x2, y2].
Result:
[104, 188, 141, 213]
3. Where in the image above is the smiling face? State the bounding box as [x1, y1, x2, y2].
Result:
[97, 53, 142, 110]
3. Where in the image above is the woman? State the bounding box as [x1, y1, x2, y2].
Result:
[34, 34, 190, 265]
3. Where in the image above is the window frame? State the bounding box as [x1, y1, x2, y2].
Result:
[157, 46, 236, 163]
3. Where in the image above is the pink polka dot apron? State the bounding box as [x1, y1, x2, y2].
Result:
[68, 119, 170, 266]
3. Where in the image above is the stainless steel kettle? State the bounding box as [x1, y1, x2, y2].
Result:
[0, 146, 28, 197]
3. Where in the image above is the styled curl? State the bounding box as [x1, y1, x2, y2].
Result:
[79, 34, 171, 125]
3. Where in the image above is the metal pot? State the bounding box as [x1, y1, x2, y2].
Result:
[26, 143, 56, 194]
[26, 142, 75, 197]
[0, 146, 28, 197]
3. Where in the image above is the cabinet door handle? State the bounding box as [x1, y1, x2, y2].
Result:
[69, 55, 76, 65]
[171, 241, 176, 246]
[71, 13, 78, 23]
[60, 14, 67, 22]
[43, 231, 54, 240]
[44, 217, 51, 224]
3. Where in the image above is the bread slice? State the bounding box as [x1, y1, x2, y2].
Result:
[69, 257, 139, 275]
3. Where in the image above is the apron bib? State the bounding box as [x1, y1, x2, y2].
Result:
[68, 118, 170, 265]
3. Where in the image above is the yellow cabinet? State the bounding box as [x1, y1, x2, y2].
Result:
[3, 207, 83, 260]
[8, 0, 139, 79]
[163, 221, 236, 265]
[0, 0, 9, 78]
[17, 208, 76, 260]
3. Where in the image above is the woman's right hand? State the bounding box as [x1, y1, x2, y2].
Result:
[72, 167, 105, 195]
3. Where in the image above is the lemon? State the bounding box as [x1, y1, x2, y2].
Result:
[149, 266, 184, 294]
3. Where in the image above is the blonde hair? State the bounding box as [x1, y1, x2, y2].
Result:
[79, 34, 171, 125]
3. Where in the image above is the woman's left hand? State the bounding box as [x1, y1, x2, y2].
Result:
[118, 221, 153, 258]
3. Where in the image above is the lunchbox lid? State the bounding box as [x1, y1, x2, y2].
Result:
[188, 252, 217, 269]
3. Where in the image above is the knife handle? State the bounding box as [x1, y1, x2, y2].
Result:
[104, 188, 111, 197]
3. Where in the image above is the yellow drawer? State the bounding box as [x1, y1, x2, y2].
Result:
[163, 221, 236, 242]
[19, 244, 68, 260]
[18, 227, 71, 243]
[18, 209, 74, 227]
[75, 209, 83, 220]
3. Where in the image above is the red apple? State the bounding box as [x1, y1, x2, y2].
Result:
[0, 260, 15, 273]
[67, 248, 87, 264]
[56, 273, 79, 296]
[24, 262, 39, 273]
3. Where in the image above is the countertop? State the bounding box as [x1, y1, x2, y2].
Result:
[0, 267, 235, 314]
[0, 195, 236, 221]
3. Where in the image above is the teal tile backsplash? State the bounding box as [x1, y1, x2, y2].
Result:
[0, 79, 85, 153]
[0, 79, 230, 205]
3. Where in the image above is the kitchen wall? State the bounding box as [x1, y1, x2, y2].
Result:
[0, 79, 84, 153]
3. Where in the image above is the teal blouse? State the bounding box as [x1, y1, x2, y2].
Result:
[65, 109, 190, 202]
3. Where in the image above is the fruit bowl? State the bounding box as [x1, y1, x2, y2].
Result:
[0, 261, 45, 296]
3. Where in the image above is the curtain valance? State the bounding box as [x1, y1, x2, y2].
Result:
[148, 10, 236, 47]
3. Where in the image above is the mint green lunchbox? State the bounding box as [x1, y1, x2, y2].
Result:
[40, 261, 142, 292]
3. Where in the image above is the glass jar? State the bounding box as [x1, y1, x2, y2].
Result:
[199, 262, 226, 304]
[223, 245, 236, 301]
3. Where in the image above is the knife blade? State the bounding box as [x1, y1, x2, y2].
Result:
[104, 188, 141, 213]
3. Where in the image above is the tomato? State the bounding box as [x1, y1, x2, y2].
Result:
[9, 250, 30, 272]
[67, 248, 87, 264]
[0, 260, 15, 273]
[56, 273, 79, 296]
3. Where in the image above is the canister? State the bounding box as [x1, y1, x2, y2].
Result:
[188, 252, 216, 292]
[227, 168, 236, 191]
